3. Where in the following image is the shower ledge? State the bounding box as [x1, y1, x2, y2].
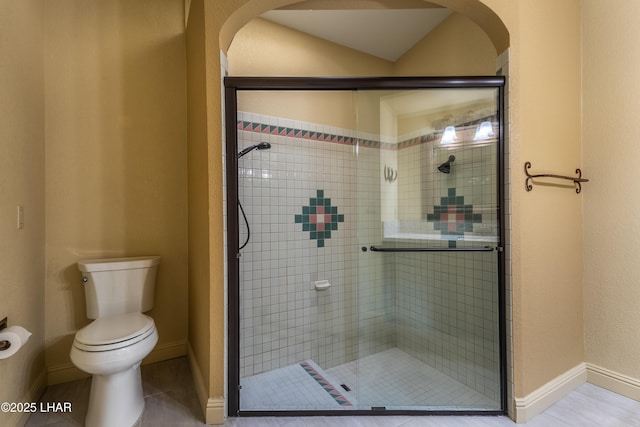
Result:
[382, 220, 498, 243]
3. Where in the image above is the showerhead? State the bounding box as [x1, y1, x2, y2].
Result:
[438, 155, 456, 174]
[237, 142, 271, 159]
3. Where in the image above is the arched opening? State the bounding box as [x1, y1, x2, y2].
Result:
[221, 0, 511, 418]
[220, 0, 509, 58]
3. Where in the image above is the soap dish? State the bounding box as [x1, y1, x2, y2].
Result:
[314, 280, 331, 291]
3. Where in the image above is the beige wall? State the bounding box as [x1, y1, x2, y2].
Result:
[227, 14, 497, 134]
[44, 0, 189, 382]
[200, 1, 585, 420]
[510, 0, 584, 398]
[0, 1, 47, 426]
[185, 0, 232, 422]
[229, 18, 391, 132]
[185, 0, 215, 421]
[229, 17, 393, 77]
[394, 11, 497, 75]
[583, 0, 640, 384]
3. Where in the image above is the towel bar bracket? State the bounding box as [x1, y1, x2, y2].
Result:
[524, 161, 589, 194]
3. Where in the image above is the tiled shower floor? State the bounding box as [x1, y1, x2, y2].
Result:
[240, 348, 499, 412]
[240, 359, 352, 410]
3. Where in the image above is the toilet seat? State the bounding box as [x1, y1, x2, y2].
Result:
[74, 312, 155, 352]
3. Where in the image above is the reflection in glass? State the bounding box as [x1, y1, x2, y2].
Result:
[440, 125, 457, 144]
[474, 121, 495, 141]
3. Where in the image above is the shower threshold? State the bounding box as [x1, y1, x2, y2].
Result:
[239, 348, 500, 413]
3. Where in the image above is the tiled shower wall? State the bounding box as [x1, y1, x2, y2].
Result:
[237, 112, 393, 378]
[236, 109, 501, 404]
[393, 132, 501, 403]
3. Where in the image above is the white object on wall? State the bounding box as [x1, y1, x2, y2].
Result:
[0, 325, 31, 360]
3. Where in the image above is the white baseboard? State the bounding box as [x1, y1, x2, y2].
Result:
[187, 343, 208, 421]
[187, 342, 225, 425]
[514, 363, 587, 423]
[7, 367, 47, 427]
[205, 398, 225, 425]
[587, 363, 640, 402]
[47, 340, 186, 386]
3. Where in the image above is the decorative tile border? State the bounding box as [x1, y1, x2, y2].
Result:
[237, 114, 497, 151]
[426, 188, 483, 248]
[300, 361, 353, 407]
[238, 119, 387, 149]
[295, 190, 345, 248]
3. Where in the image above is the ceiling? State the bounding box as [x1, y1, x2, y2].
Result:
[261, 7, 452, 62]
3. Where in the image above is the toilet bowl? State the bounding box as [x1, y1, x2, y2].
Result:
[70, 256, 160, 427]
[70, 313, 158, 427]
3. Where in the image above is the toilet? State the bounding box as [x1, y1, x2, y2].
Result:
[70, 256, 160, 427]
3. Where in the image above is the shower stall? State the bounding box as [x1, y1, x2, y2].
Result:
[225, 77, 506, 416]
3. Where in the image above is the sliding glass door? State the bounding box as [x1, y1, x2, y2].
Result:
[225, 77, 505, 416]
[352, 87, 502, 411]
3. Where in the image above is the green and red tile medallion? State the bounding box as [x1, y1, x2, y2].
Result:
[295, 190, 345, 248]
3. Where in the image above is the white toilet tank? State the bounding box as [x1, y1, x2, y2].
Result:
[77, 256, 160, 319]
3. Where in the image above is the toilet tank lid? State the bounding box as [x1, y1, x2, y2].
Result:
[78, 256, 160, 272]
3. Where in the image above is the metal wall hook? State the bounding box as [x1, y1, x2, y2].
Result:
[384, 165, 397, 183]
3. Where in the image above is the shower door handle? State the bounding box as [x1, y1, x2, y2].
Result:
[369, 245, 495, 253]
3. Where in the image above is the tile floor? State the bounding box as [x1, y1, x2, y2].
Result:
[26, 356, 640, 426]
[241, 359, 352, 410]
[241, 348, 498, 411]
[325, 348, 499, 409]
[26, 357, 202, 427]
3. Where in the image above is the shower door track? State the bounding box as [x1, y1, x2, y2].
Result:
[225, 76, 507, 418]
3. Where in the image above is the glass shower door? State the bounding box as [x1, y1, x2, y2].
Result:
[227, 78, 505, 415]
[235, 90, 361, 413]
[351, 87, 503, 411]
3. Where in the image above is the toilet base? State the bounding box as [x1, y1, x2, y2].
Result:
[86, 363, 145, 427]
